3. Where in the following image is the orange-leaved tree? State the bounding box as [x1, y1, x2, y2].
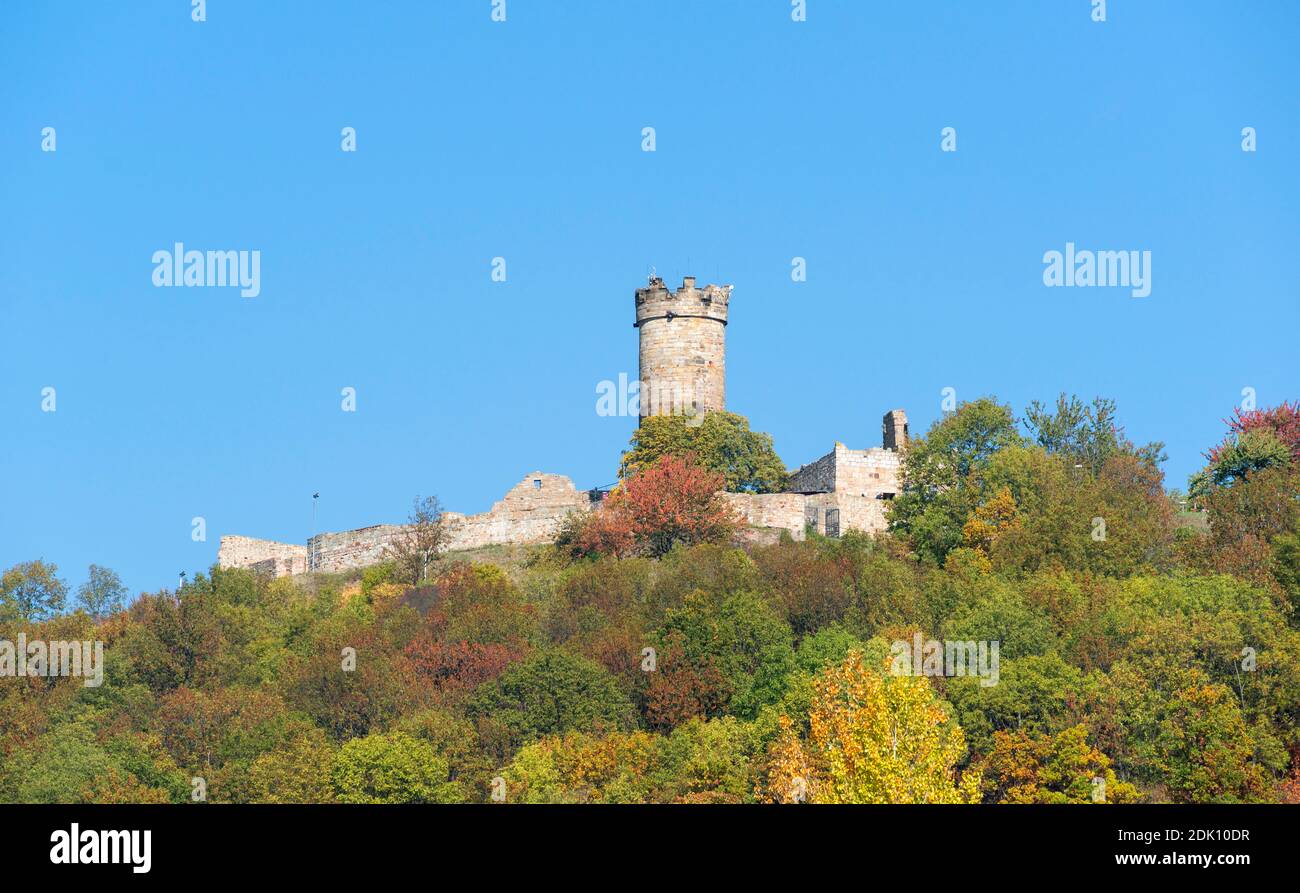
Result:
[575, 454, 737, 559]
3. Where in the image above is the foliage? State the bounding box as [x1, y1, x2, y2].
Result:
[763, 651, 981, 803]
[5, 396, 1299, 804]
[621, 411, 788, 494]
[980, 725, 1138, 804]
[331, 732, 460, 804]
[76, 564, 129, 619]
[467, 650, 636, 749]
[384, 495, 448, 584]
[571, 455, 736, 559]
[1, 560, 68, 622]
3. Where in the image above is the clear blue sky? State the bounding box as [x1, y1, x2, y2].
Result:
[2, 1, 1296, 599]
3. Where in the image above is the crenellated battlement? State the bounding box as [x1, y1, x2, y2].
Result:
[633, 275, 732, 328]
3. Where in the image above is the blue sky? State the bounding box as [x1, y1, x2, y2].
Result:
[2, 1, 1296, 599]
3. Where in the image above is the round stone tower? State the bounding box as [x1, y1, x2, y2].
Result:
[633, 274, 731, 420]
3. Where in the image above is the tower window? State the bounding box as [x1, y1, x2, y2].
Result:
[533, 479, 542, 489]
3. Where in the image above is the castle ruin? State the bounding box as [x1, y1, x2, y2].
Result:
[218, 274, 907, 578]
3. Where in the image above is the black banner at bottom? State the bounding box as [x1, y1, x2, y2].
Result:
[3, 804, 1283, 880]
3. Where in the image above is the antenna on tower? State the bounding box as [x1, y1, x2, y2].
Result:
[648, 264, 656, 284]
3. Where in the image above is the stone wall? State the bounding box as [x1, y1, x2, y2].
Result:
[722, 492, 808, 540]
[787, 447, 839, 494]
[829, 445, 902, 499]
[251, 555, 308, 578]
[442, 472, 595, 551]
[220, 473, 595, 578]
[308, 524, 406, 574]
[217, 536, 307, 575]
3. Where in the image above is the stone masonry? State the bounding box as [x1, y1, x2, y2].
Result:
[635, 275, 730, 419]
[219, 473, 597, 578]
[218, 274, 908, 578]
[727, 410, 908, 539]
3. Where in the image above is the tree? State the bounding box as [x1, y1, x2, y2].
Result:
[331, 732, 460, 804]
[1189, 466, 1300, 586]
[500, 730, 659, 804]
[1191, 430, 1291, 498]
[247, 729, 337, 803]
[76, 564, 128, 619]
[654, 589, 795, 721]
[467, 650, 635, 748]
[1023, 393, 1165, 472]
[763, 651, 981, 803]
[1190, 401, 1299, 502]
[980, 725, 1138, 804]
[574, 455, 736, 559]
[621, 411, 788, 493]
[385, 495, 448, 584]
[1214, 401, 1300, 461]
[889, 398, 1023, 565]
[642, 631, 733, 731]
[961, 485, 1020, 555]
[1, 560, 68, 622]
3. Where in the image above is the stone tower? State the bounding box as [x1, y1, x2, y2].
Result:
[633, 274, 731, 420]
[883, 409, 909, 451]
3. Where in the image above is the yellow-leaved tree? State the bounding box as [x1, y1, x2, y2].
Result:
[764, 651, 981, 804]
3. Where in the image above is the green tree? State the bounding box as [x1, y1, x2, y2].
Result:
[1190, 429, 1292, 500]
[889, 398, 1022, 565]
[467, 650, 635, 748]
[16, 722, 113, 804]
[621, 411, 788, 493]
[1, 560, 68, 622]
[654, 589, 796, 720]
[331, 731, 460, 804]
[1023, 393, 1165, 472]
[247, 729, 337, 803]
[76, 564, 128, 619]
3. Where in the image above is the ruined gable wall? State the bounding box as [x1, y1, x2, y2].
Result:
[443, 473, 593, 551]
[218, 536, 308, 572]
[787, 448, 837, 494]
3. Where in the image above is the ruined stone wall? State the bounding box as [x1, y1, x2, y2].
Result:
[221, 473, 595, 578]
[787, 448, 838, 494]
[882, 409, 909, 451]
[722, 492, 808, 541]
[442, 472, 594, 551]
[830, 445, 902, 500]
[251, 555, 308, 578]
[308, 525, 406, 574]
[805, 492, 890, 537]
[635, 276, 730, 417]
[218, 536, 307, 573]
[786, 437, 903, 538]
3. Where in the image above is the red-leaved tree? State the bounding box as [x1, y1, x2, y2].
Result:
[576, 454, 737, 559]
[1209, 401, 1300, 465]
